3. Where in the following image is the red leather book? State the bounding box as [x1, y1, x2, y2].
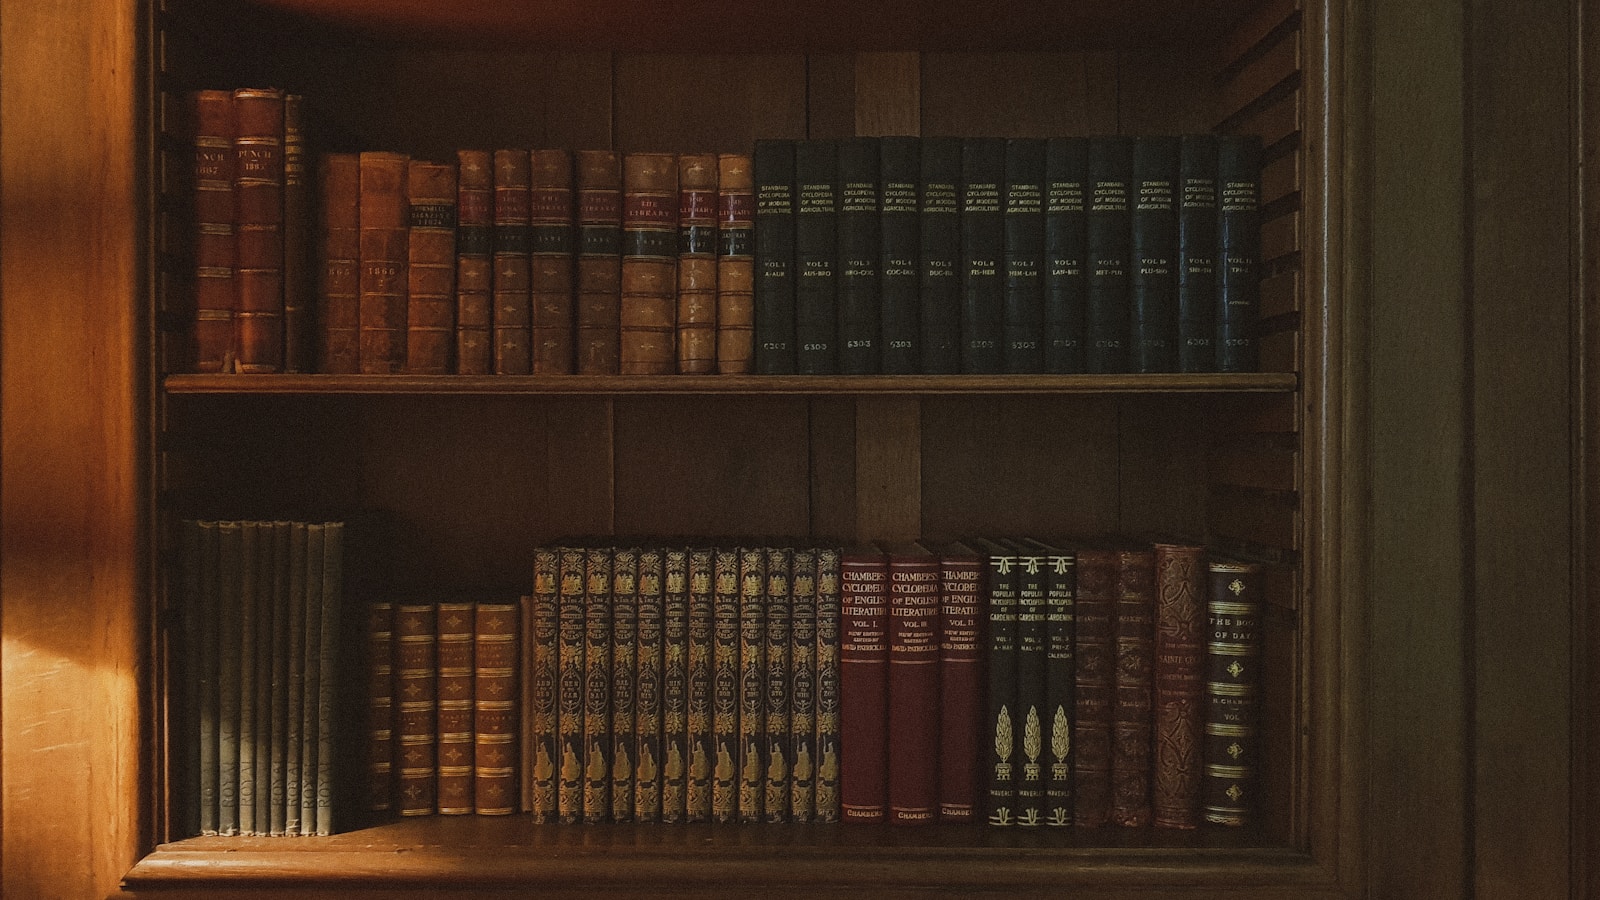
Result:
[709, 547, 742, 822]
[582, 546, 613, 823]
[1072, 547, 1116, 826]
[660, 548, 691, 823]
[621, 152, 678, 374]
[405, 161, 457, 374]
[317, 152, 361, 374]
[813, 547, 843, 822]
[555, 547, 588, 823]
[936, 541, 984, 823]
[787, 548, 818, 823]
[1203, 558, 1264, 826]
[575, 150, 622, 374]
[736, 546, 767, 823]
[676, 153, 719, 374]
[609, 548, 638, 823]
[366, 600, 396, 816]
[525, 549, 559, 819]
[716, 153, 755, 374]
[685, 547, 716, 822]
[762, 547, 793, 823]
[358, 151, 410, 374]
[190, 90, 236, 373]
[454, 150, 494, 375]
[634, 549, 666, 821]
[1112, 547, 1156, 826]
[395, 602, 437, 816]
[281, 94, 311, 372]
[492, 149, 532, 375]
[1153, 542, 1206, 829]
[473, 601, 519, 815]
[232, 87, 285, 373]
[885, 541, 940, 825]
[839, 545, 889, 823]
[530, 149, 575, 374]
[434, 601, 476, 815]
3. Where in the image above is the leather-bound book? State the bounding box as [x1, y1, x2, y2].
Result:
[918, 137, 962, 374]
[282, 523, 307, 834]
[582, 546, 614, 822]
[1217, 135, 1263, 372]
[1002, 138, 1047, 373]
[435, 601, 476, 815]
[794, 139, 839, 374]
[555, 547, 588, 823]
[836, 137, 881, 374]
[1008, 539, 1048, 827]
[492, 149, 532, 374]
[609, 548, 639, 822]
[233, 88, 285, 373]
[237, 523, 260, 833]
[710, 547, 742, 822]
[190, 90, 237, 373]
[1177, 135, 1219, 372]
[839, 545, 889, 823]
[367, 608, 397, 819]
[454, 150, 494, 375]
[1025, 539, 1076, 827]
[660, 548, 691, 822]
[575, 150, 622, 374]
[1203, 559, 1264, 826]
[1071, 546, 1116, 826]
[736, 547, 768, 822]
[1112, 547, 1156, 826]
[474, 601, 519, 815]
[763, 547, 793, 823]
[405, 161, 457, 374]
[1043, 137, 1088, 373]
[217, 521, 242, 834]
[281, 95, 312, 372]
[676, 153, 719, 374]
[686, 548, 717, 822]
[885, 541, 940, 825]
[1086, 136, 1133, 373]
[311, 522, 343, 836]
[318, 152, 361, 373]
[716, 153, 755, 374]
[530, 149, 575, 374]
[878, 136, 920, 374]
[395, 601, 437, 816]
[634, 549, 666, 822]
[267, 523, 293, 834]
[621, 152, 678, 375]
[525, 550, 560, 819]
[1131, 136, 1180, 373]
[813, 547, 843, 822]
[974, 538, 1018, 826]
[936, 541, 983, 823]
[787, 549, 819, 823]
[753, 139, 797, 374]
[1153, 542, 1206, 829]
[960, 138, 1006, 374]
[358, 151, 411, 374]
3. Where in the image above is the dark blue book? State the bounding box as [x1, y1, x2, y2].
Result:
[1043, 138, 1088, 373]
[1178, 135, 1219, 372]
[753, 140, 797, 374]
[1217, 135, 1262, 372]
[1131, 135, 1180, 373]
[836, 138, 881, 374]
[919, 138, 963, 374]
[1002, 138, 1046, 373]
[1086, 136, 1133, 373]
[794, 139, 839, 374]
[960, 137, 1006, 374]
[879, 137, 921, 374]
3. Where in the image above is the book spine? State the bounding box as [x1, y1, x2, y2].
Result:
[232, 88, 285, 373]
[474, 601, 519, 815]
[583, 547, 614, 823]
[268, 524, 293, 834]
[1073, 547, 1115, 826]
[609, 548, 638, 822]
[1112, 548, 1156, 827]
[1041, 546, 1076, 827]
[787, 548, 819, 823]
[217, 521, 242, 835]
[191, 91, 236, 373]
[685, 548, 716, 822]
[621, 152, 678, 375]
[454, 150, 495, 375]
[1204, 560, 1264, 826]
[1002, 138, 1046, 373]
[405, 161, 458, 374]
[318, 152, 362, 374]
[526, 551, 560, 819]
[1086, 136, 1133, 373]
[1177, 135, 1219, 372]
[575, 150, 622, 374]
[492, 149, 533, 374]
[1043, 137, 1088, 373]
[395, 602, 436, 816]
[813, 548, 843, 822]
[177, 522, 204, 836]
[661, 548, 691, 822]
[237, 522, 260, 833]
[886, 546, 940, 825]
[839, 548, 889, 823]
[979, 541, 1019, 826]
[877, 136, 921, 374]
[960, 138, 1006, 373]
[1153, 543, 1207, 829]
[918, 137, 963, 374]
[195, 522, 221, 834]
[281, 95, 311, 372]
[836, 137, 881, 375]
[312, 522, 343, 835]
[1131, 136, 1180, 373]
[710, 547, 742, 822]
[252, 523, 275, 835]
[937, 546, 983, 823]
[794, 139, 839, 374]
[676, 153, 719, 375]
[283, 524, 307, 834]
[736, 547, 768, 823]
[1217, 136, 1263, 372]
[530, 149, 576, 374]
[763, 548, 793, 823]
[435, 601, 476, 815]
[555, 547, 588, 823]
[1011, 543, 1048, 827]
[753, 139, 797, 374]
[358, 151, 410, 374]
[716, 154, 756, 374]
[634, 549, 666, 822]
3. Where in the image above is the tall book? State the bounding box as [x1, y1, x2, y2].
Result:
[716, 153, 756, 374]
[620, 152, 678, 375]
[676, 153, 719, 375]
[1177, 135, 1219, 372]
[300, 525, 327, 831]
[405, 161, 457, 374]
[710, 547, 742, 822]
[1043, 137, 1088, 373]
[492, 149, 533, 375]
[252, 522, 276, 835]
[975, 538, 1019, 826]
[685, 547, 716, 822]
[1153, 542, 1207, 829]
[217, 521, 242, 835]
[555, 547, 588, 823]
[318, 153, 362, 374]
[763, 547, 793, 823]
[435, 601, 476, 815]
[1086, 136, 1133, 373]
[474, 601, 519, 815]
[268, 523, 293, 834]
[609, 548, 639, 822]
[368, 601, 398, 818]
[839, 545, 889, 823]
[1130, 136, 1180, 373]
[1027, 540, 1076, 827]
[660, 548, 691, 822]
[634, 548, 666, 822]
[237, 522, 260, 833]
[583, 546, 614, 823]
[1112, 547, 1156, 827]
[312, 523, 343, 836]
[787, 548, 819, 823]
[1217, 135, 1263, 372]
[454, 150, 495, 375]
[1072, 546, 1116, 826]
[280, 95, 311, 372]
[529, 149, 576, 374]
[752, 139, 797, 374]
[813, 547, 843, 822]
[794, 139, 839, 374]
[1002, 138, 1046, 373]
[190, 90, 237, 374]
[525, 550, 560, 819]
[918, 137, 963, 374]
[1009, 539, 1048, 827]
[1203, 559, 1264, 826]
[836, 137, 881, 374]
[885, 542, 940, 825]
[232, 87, 285, 374]
[936, 541, 983, 823]
[357, 151, 411, 374]
[960, 138, 1006, 373]
[878, 137, 921, 374]
[736, 547, 767, 823]
[282, 524, 307, 834]
[575, 150, 623, 374]
[395, 602, 436, 816]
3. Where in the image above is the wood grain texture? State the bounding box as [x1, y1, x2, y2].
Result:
[853, 397, 920, 542]
[1584, 0, 1600, 889]
[615, 55, 806, 153]
[921, 52, 1110, 137]
[855, 53, 920, 137]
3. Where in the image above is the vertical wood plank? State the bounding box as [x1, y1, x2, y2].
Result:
[546, 399, 616, 539]
[806, 53, 856, 139]
[808, 399, 857, 542]
[1584, 0, 1600, 889]
[854, 397, 920, 543]
[854, 52, 920, 137]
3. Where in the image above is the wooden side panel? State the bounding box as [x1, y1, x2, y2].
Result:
[615, 54, 807, 152]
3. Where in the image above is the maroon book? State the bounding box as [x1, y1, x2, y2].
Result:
[885, 542, 940, 825]
[1111, 547, 1156, 826]
[529, 149, 575, 374]
[281, 94, 311, 372]
[357, 151, 410, 374]
[190, 90, 237, 373]
[1153, 542, 1206, 829]
[839, 546, 889, 823]
[317, 152, 361, 374]
[575, 150, 622, 374]
[454, 150, 494, 375]
[434, 601, 475, 815]
[492, 149, 532, 375]
[1072, 547, 1115, 826]
[1203, 559, 1264, 826]
[405, 161, 457, 374]
[232, 87, 285, 373]
[936, 541, 984, 823]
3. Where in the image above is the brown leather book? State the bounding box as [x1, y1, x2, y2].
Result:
[1072, 547, 1115, 827]
[685, 547, 716, 822]
[736, 546, 766, 823]
[366, 601, 396, 816]
[405, 161, 457, 374]
[191, 90, 237, 373]
[493, 149, 532, 375]
[839, 545, 889, 823]
[525, 550, 559, 820]
[709, 547, 741, 823]
[936, 541, 984, 823]
[1111, 547, 1156, 826]
[813, 547, 842, 822]
[317, 152, 361, 374]
[281, 94, 311, 372]
[1203, 559, 1264, 826]
[716, 153, 755, 374]
[660, 548, 690, 823]
[634, 549, 666, 822]
[455, 150, 494, 375]
[582, 546, 613, 823]
[885, 542, 940, 826]
[621, 152, 678, 375]
[676, 153, 718, 374]
[435, 601, 476, 815]
[395, 602, 437, 816]
[555, 546, 588, 823]
[575, 150, 622, 374]
[474, 601, 520, 815]
[530, 149, 575, 374]
[1153, 542, 1206, 829]
[358, 151, 410, 374]
[762, 547, 792, 823]
[609, 548, 638, 823]
[233, 87, 285, 373]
